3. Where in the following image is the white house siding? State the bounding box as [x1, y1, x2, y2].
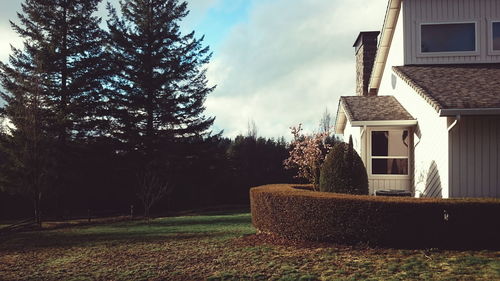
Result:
[384, 76, 449, 198]
[378, 7, 450, 198]
[369, 178, 412, 193]
[403, 0, 500, 65]
[387, 7, 405, 68]
[449, 116, 500, 198]
[343, 122, 363, 161]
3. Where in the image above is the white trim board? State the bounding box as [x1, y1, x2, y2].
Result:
[351, 120, 417, 127]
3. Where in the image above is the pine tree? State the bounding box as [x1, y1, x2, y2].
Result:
[107, 0, 215, 156]
[0, 51, 55, 225]
[0, 0, 109, 221]
[4, 0, 109, 141]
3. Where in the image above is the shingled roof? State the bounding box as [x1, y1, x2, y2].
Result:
[340, 96, 414, 121]
[393, 64, 500, 112]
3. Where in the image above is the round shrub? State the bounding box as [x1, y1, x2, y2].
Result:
[250, 184, 500, 249]
[319, 138, 368, 195]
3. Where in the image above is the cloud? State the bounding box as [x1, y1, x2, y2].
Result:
[183, 0, 222, 31]
[0, 26, 23, 64]
[186, 0, 220, 16]
[0, 0, 23, 63]
[206, 0, 387, 139]
[0, 0, 388, 141]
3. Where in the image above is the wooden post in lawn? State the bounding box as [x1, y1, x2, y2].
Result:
[130, 205, 134, 218]
[87, 209, 91, 222]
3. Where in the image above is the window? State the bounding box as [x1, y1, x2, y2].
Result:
[421, 23, 476, 53]
[371, 130, 409, 175]
[493, 22, 500, 51]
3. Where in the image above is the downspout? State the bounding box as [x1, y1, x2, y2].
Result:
[414, 136, 421, 147]
[414, 126, 421, 148]
[446, 115, 460, 199]
[360, 125, 367, 167]
[447, 115, 461, 132]
[360, 125, 367, 138]
[359, 125, 370, 193]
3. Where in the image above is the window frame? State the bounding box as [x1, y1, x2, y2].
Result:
[367, 127, 412, 179]
[416, 20, 479, 57]
[488, 19, 500, 55]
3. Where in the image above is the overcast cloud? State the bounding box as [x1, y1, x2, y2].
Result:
[0, 0, 387, 139]
[206, 0, 387, 138]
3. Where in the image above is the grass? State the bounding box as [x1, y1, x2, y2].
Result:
[0, 212, 499, 281]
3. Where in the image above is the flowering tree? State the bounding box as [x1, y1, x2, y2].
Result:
[284, 124, 333, 190]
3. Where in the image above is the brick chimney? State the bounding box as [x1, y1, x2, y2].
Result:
[353, 31, 380, 96]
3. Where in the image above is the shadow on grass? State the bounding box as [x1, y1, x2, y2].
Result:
[0, 231, 226, 251]
[0, 213, 254, 251]
[133, 214, 252, 228]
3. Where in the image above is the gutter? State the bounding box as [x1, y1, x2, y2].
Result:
[368, 0, 402, 93]
[439, 108, 500, 116]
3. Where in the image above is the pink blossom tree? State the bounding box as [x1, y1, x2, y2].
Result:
[284, 124, 333, 190]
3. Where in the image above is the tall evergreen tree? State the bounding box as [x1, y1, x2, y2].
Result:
[0, 0, 109, 221]
[0, 51, 55, 224]
[107, 0, 215, 155]
[3, 0, 110, 142]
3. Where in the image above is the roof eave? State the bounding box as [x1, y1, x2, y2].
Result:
[334, 101, 349, 134]
[350, 120, 418, 127]
[439, 108, 500, 116]
[368, 0, 402, 93]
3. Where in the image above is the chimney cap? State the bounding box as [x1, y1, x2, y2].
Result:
[352, 31, 380, 48]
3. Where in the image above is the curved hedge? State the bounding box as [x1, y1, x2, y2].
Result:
[250, 184, 500, 249]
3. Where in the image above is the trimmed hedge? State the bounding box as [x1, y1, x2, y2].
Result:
[320, 141, 368, 195]
[250, 184, 500, 249]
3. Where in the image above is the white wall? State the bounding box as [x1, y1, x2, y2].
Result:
[381, 77, 450, 198]
[343, 122, 362, 157]
[403, 0, 500, 65]
[386, 7, 405, 68]
[378, 7, 450, 198]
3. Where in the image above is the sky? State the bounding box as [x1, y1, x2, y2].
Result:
[0, 0, 387, 139]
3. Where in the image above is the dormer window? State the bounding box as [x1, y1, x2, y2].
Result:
[419, 22, 477, 54]
[493, 22, 500, 51]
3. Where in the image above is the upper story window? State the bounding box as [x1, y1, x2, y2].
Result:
[370, 130, 409, 175]
[493, 22, 500, 51]
[420, 22, 476, 53]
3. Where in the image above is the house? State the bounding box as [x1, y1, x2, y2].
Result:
[335, 0, 500, 198]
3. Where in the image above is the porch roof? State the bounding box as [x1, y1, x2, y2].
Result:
[335, 96, 416, 134]
[341, 95, 414, 122]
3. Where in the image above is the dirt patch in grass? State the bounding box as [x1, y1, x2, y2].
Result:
[1, 212, 499, 281]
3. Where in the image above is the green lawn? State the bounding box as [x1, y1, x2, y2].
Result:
[0, 212, 499, 281]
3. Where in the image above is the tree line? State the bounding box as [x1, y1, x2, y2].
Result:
[0, 0, 305, 221]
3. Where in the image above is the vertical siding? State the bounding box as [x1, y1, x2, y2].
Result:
[404, 0, 500, 65]
[449, 116, 500, 198]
